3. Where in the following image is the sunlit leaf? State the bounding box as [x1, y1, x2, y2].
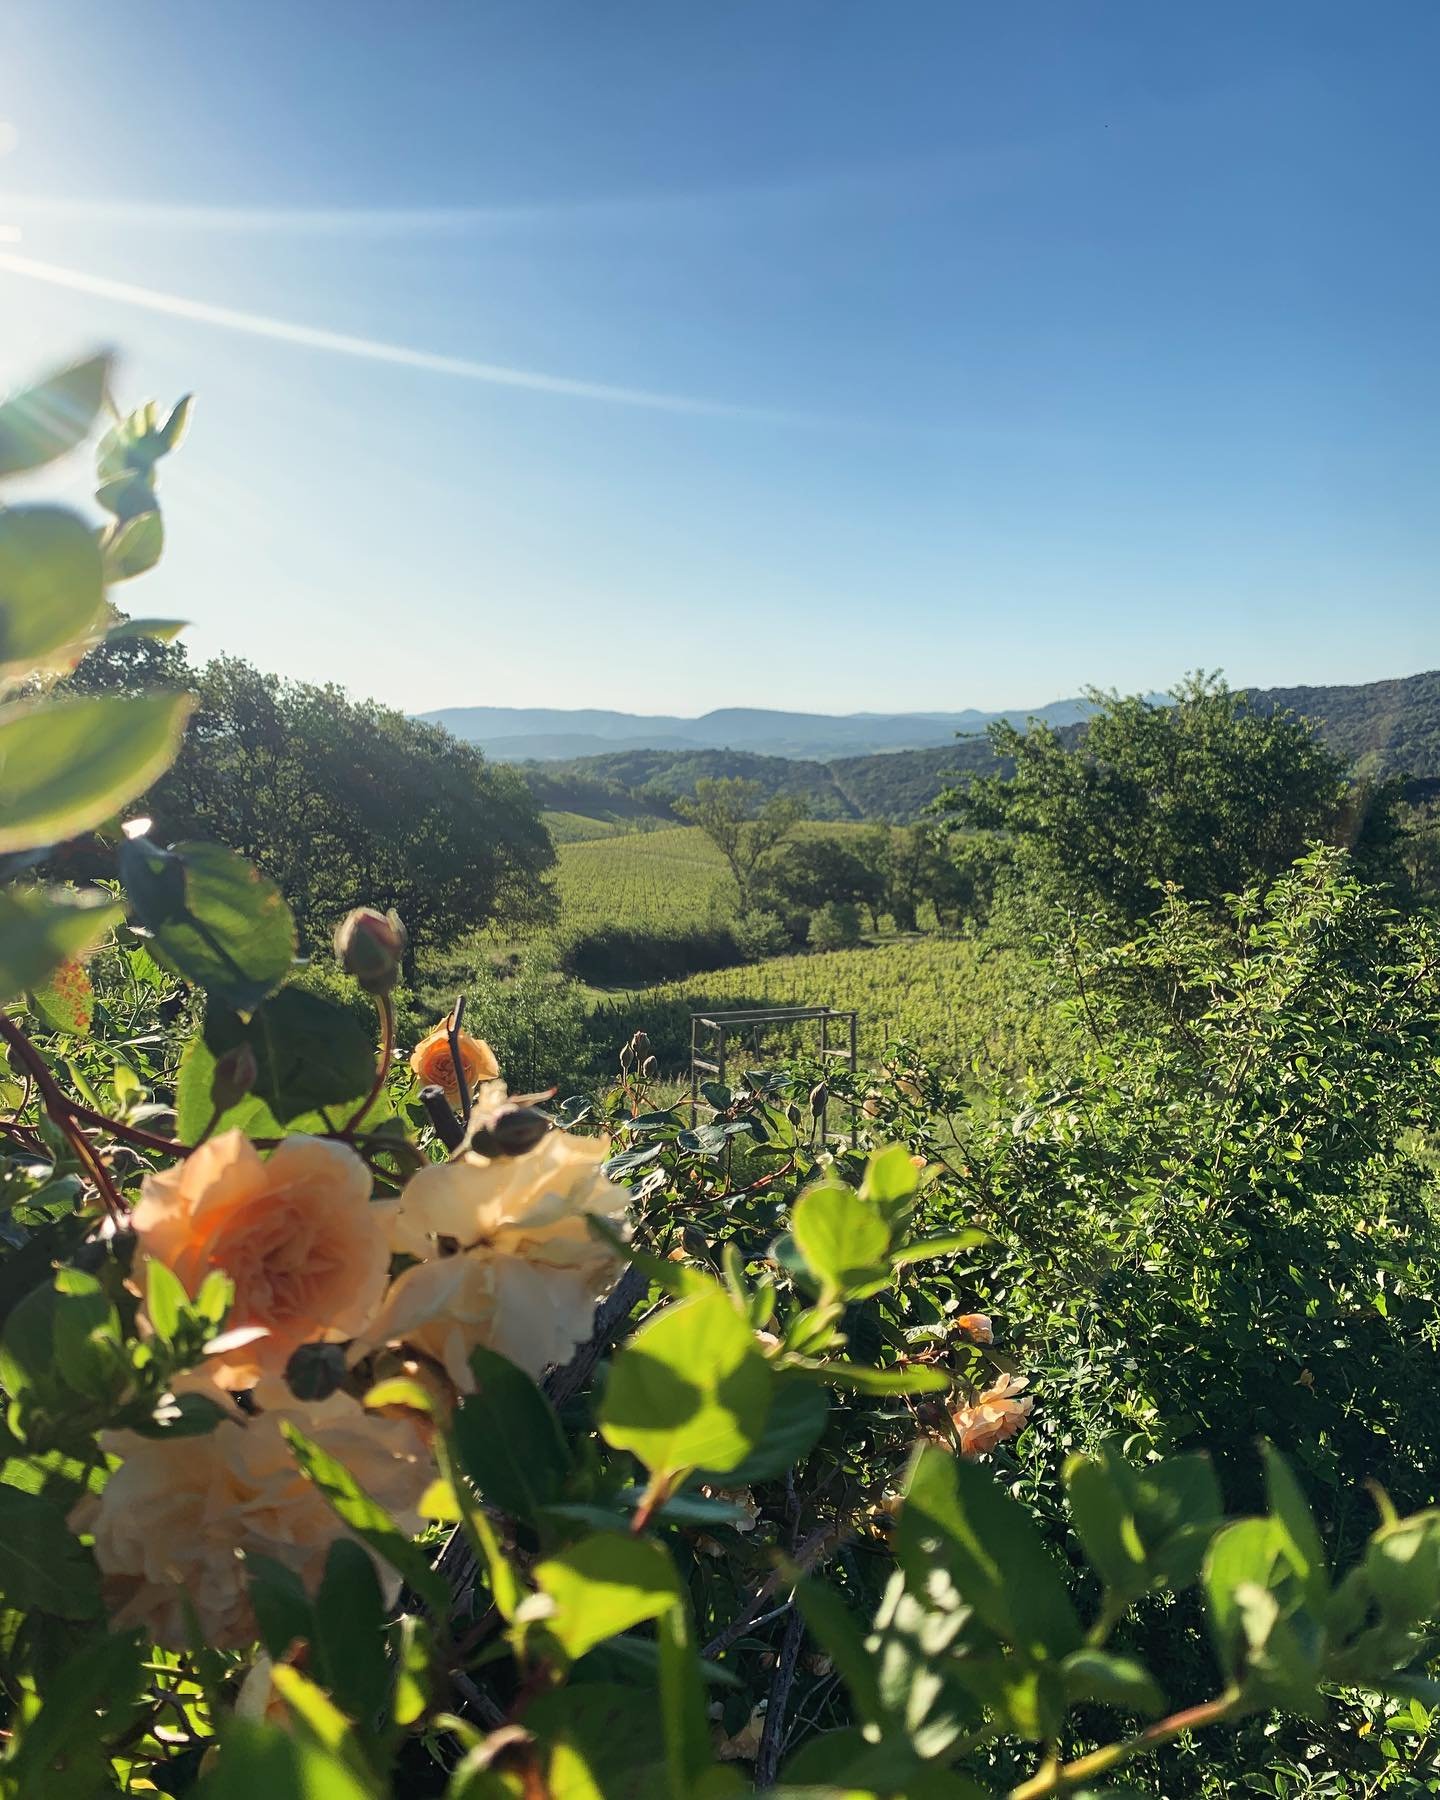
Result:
[0, 354, 109, 477]
[0, 886, 122, 1003]
[0, 505, 106, 674]
[0, 691, 194, 854]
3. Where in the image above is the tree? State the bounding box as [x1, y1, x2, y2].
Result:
[758, 833, 887, 928]
[673, 776, 804, 912]
[939, 673, 1397, 929]
[808, 898, 862, 950]
[151, 656, 555, 966]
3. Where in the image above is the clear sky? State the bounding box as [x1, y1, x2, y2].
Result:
[1, 1, 1436, 717]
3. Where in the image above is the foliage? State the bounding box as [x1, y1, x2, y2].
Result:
[673, 777, 806, 914]
[593, 933, 1064, 1079]
[148, 654, 556, 965]
[941, 674, 1400, 932]
[808, 898, 863, 951]
[3, 356, 1439, 1800]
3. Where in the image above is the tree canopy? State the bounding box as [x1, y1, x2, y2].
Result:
[939, 674, 1400, 927]
[148, 655, 555, 963]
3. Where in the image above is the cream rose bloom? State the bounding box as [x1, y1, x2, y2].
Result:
[952, 1372, 1033, 1457]
[73, 1381, 428, 1648]
[351, 1130, 629, 1387]
[131, 1131, 390, 1389]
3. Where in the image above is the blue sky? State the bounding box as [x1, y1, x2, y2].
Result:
[1, 1, 1436, 716]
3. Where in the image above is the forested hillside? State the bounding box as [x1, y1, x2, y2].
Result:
[513, 670, 1440, 823]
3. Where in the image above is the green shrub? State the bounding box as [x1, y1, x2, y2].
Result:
[808, 898, 863, 950]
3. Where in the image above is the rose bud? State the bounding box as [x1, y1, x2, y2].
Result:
[468, 1103, 552, 1159]
[334, 908, 407, 995]
[641, 1054, 659, 1079]
[211, 1042, 258, 1112]
[808, 1081, 828, 1116]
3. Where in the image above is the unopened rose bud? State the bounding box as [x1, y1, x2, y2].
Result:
[211, 1042, 257, 1112]
[333, 907, 407, 995]
[641, 1054, 659, 1079]
[619, 1042, 635, 1073]
[468, 1103, 552, 1158]
[630, 1030, 649, 1055]
[808, 1081, 828, 1116]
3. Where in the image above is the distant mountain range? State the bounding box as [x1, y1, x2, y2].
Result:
[419, 698, 1114, 761]
[490, 670, 1440, 825]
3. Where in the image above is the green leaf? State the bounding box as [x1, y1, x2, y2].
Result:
[791, 1180, 891, 1292]
[144, 1258, 188, 1341]
[533, 1531, 679, 1663]
[192, 986, 377, 1130]
[1062, 1648, 1165, 1717]
[120, 835, 295, 1015]
[0, 1484, 101, 1617]
[705, 1372, 826, 1483]
[897, 1444, 1081, 1659]
[890, 1228, 992, 1267]
[453, 1346, 572, 1523]
[315, 1537, 390, 1724]
[794, 1574, 886, 1728]
[103, 614, 188, 644]
[0, 354, 109, 477]
[0, 691, 194, 854]
[102, 508, 164, 582]
[246, 1551, 314, 1660]
[599, 1288, 774, 1479]
[197, 1720, 380, 1800]
[1203, 1517, 1283, 1680]
[0, 886, 121, 1003]
[858, 1142, 923, 1213]
[1064, 1451, 1150, 1602]
[1262, 1441, 1329, 1610]
[0, 506, 106, 673]
[1365, 1512, 1440, 1630]
[6, 1628, 145, 1798]
[521, 1685, 669, 1800]
[792, 1359, 949, 1395]
[28, 948, 95, 1034]
[281, 1421, 448, 1614]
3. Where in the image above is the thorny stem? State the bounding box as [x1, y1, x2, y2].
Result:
[342, 990, 395, 1136]
[0, 1008, 127, 1222]
[1007, 1688, 1244, 1799]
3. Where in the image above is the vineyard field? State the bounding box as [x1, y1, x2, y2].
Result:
[551, 827, 733, 933]
[589, 935, 1062, 1079]
[547, 820, 882, 935]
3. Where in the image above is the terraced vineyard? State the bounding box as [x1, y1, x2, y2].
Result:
[590, 935, 1061, 1079]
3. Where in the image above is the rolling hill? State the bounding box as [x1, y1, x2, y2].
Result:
[509, 670, 1440, 825]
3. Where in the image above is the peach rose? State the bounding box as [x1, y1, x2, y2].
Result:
[955, 1312, 994, 1345]
[131, 1131, 389, 1389]
[952, 1372, 1032, 1456]
[351, 1130, 629, 1386]
[409, 1019, 499, 1103]
[73, 1381, 428, 1648]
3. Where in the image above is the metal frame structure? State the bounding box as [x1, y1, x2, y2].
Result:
[689, 1005, 859, 1145]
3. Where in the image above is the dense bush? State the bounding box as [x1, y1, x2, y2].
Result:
[558, 922, 744, 987]
[808, 898, 863, 950]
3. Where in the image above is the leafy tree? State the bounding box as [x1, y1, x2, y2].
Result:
[808, 898, 862, 950]
[151, 655, 556, 967]
[940, 674, 1399, 929]
[672, 775, 805, 911]
[759, 833, 887, 928]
